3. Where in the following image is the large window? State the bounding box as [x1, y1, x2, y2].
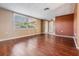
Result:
[14, 13, 35, 30]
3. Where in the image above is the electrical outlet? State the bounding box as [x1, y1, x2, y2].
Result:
[61, 30, 63, 32]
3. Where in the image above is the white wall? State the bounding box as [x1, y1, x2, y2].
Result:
[48, 21, 54, 34]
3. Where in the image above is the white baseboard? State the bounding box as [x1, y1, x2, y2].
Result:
[0, 33, 41, 42]
[73, 37, 79, 49]
[42, 32, 49, 34]
[73, 37, 77, 49]
[53, 34, 79, 49]
[47, 33, 79, 49]
[76, 47, 79, 49]
[55, 35, 73, 38]
[42, 33, 74, 38]
[50, 34, 74, 38]
[1, 33, 79, 50]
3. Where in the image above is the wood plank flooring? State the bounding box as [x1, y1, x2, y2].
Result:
[0, 34, 79, 56]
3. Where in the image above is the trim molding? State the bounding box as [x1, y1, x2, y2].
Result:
[73, 37, 77, 48]
[50, 34, 74, 38]
[40, 33, 79, 49]
[76, 46, 79, 49]
[73, 37, 79, 49]
[0, 33, 41, 42]
[48, 33, 79, 49]
[1, 33, 79, 50]
[51, 34, 79, 49]
[54, 34, 74, 38]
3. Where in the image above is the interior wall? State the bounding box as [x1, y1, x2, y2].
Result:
[55, 14, 74, 36]
[74, 4, 79, 47]
[0, 8, 41, 40]
[41, 20, 49, 34]
[48, 20, 55, 34]
[41, 20, 55, 35]
[74, 4, 77, 37]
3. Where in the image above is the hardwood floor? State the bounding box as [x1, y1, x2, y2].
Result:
[0, 34, 79, 56]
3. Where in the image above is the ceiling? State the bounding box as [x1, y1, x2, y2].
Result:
[0, 3, 75, 20]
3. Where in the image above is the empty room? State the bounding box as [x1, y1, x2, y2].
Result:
[0, 3, 79, 56]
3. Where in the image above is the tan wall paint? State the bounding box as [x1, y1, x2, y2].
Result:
[0, 8, 41, 40]
[41, 20, 49, 34]
[74, 4, 79, 47]
[74, 4, 77, 33]
[74, 4, 77, 47]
